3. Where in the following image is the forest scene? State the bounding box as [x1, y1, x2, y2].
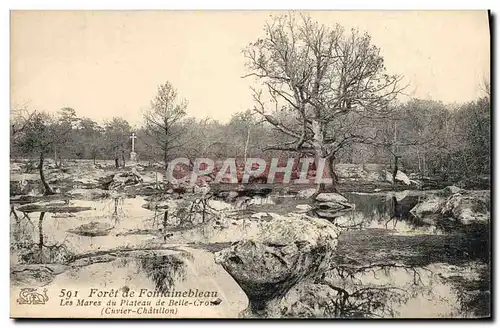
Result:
[10, 11, 490, 319]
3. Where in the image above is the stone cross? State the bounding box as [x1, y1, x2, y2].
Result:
[130, 132, 137, 152]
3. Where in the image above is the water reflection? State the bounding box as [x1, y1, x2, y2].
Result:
[9, 188, 490, 318]
[137, 254, 187, 294]
[329, 191, 490, 318]
[342, 192, 426, 231]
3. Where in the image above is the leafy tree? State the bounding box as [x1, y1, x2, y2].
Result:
[53, 107, 80, 167]
[77, 118, 104, 164]
[143, 81, 187, 167]
[12, 111, 70, 194]
[103, 117, 132, 168]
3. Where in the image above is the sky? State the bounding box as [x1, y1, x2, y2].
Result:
[11, 10, 490, 126]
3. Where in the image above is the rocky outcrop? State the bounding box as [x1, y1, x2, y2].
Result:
[441, 192, 490, 224]
[263, 280, 343, 318]
[296, 188, 317, 199]
[315, 193, 350, 204]
[16, 201, 93, 214]
[11, 264, 68, 286]
[101, 170, 143, 190]
[214, 215, 340, 317]
[410, 196, 445, 225]
[66, 188, 111, 200]
[385, 170, 412, 185]
[10, 174, 43, 196]
[439, 185, 462, 196]
[410, 188, 490, 225]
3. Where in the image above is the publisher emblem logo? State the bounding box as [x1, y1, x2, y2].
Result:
[17, 288, 49, 305]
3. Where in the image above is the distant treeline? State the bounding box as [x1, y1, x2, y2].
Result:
[11, 95, 490, 183]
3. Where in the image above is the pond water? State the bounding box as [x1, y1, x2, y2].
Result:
[10, 188, 489, 318]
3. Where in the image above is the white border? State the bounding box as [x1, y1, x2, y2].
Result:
[2, 1, 497, 327]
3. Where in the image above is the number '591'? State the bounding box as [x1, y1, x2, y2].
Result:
[59, 289, 78, 300]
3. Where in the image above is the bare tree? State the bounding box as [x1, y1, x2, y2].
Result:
[143, 81, 187, 167]
[243, 14, 404, 194]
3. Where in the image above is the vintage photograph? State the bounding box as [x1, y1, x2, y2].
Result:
[10, 10, 491, 319]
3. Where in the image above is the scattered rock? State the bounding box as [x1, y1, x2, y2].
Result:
[10, 174, 43, 196]
[51, 213, 76, 219]
[227, 191, 240, 201]
[66, 188, 110, 200]
[251, 212, 271, 219]
[10, 162, 23, 172]
[68, 222, 114, 237]
[440, 185, 463, 196]
[297, 188, 316, 199]
[315, 193, 349, 204]
[311, 193, 353, 220]
[395, 171, 411, 185]
[102, 170, 144, 190]
[11, 264, 68, 286]
[208, 200, 233, 211]
[142, 200, 178, 211]
[248, 196, 274, 206]
[295, 204, 313, 212]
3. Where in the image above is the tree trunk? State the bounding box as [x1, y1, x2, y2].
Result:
[417, 148, 422, 179]
[163, 144, 168, 169]
[11, 206, 20, 243]
[392, 155, 399, 184]
[325, 155, 339, 193]
[163, 211, 168, 242]
[310, 120, 339, 198]
[121, 151, 126, 168]
[244, 126, 251, 162]
[312, 154, 339, 198]
[38, 212, 45, 263]
[39, 152, 54, 195]
[53, 145, 58, 167]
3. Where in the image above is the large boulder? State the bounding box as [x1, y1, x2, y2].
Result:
[312, 193, 354, 220]
[409, 196, 445, 225]
[410, 189, 490, 225]
[336, 164, 370, 180]
[395, 171, 411, 185]
[441, 192, 490, 225]
[384, 170, 411, 185]
[313, 202, 352, 220]
[214, 215, 340, 316]
[315, 193, 350, 204]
